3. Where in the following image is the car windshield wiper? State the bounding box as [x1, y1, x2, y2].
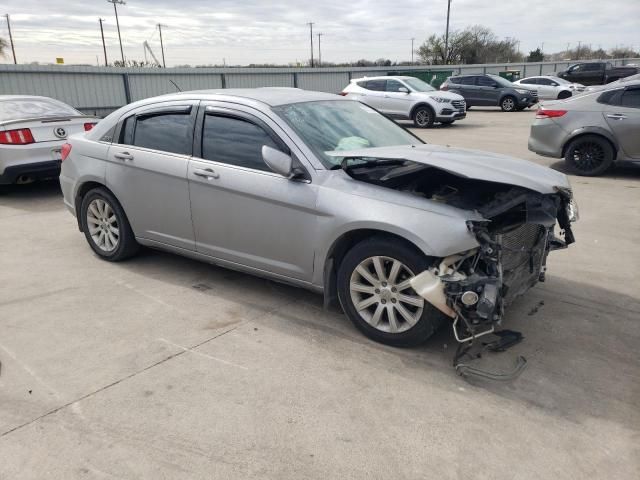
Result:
[329, 157, 406, 171]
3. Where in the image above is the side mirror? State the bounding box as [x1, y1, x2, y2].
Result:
[398, 87, 410, 94]
[262, 145, 293, 178]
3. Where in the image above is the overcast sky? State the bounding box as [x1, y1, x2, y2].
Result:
[1, 0, 638, 66]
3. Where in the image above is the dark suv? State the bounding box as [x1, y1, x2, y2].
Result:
[441, 74, 538, 111]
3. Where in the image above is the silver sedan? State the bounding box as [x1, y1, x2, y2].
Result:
[60, 88, 577, 347]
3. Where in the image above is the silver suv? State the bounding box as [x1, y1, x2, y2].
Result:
[529, 81, 640, 176]
[341, 76, 466, 127]
[60, 88, 576, 347]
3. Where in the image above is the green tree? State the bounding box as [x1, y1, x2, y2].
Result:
[527, 48, 544, 62]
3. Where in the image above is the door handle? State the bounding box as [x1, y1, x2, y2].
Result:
[606, 114, 627, 120]
[193, 168, 220, 179]
[114, 152, 134, 161]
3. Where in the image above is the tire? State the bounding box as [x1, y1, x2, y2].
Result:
[412, 106, 435, 128]
[557, 90, 572, 99]
[564, 135, 614, 176]
[500, 96, 517, 112]
[337, 236, 445, 347]
[80, 187, 139, 261]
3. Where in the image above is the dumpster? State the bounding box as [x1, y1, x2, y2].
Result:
[499, 70, 521, 82]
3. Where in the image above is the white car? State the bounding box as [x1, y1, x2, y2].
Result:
[0, 95, 98, 185]
[341, 76, 466, 127]
[512, 76, 585, 100]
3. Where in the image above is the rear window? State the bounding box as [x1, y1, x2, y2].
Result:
[0, 98, 80, 122]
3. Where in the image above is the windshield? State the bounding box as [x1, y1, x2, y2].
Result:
[402, 77, 436, 92]
[488, 74, 514, 88]
[273, 100, 422, 168]
[0, 98, 81, 122]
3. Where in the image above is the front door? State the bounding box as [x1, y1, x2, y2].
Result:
[382, 79, 414, 118]
[188, 104, 319, 281]
[476, 76, 500, 105]
[603, 87, 640, 159]
[106, 101, 197, 251]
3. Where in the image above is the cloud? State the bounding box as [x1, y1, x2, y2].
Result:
[1, 0, 638, 65]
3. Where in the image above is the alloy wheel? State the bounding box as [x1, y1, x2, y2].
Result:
[571, 142, 606, 172]
[415, 109, 431, 127]
[86, 198, 120, 252]
[502, 97, 515, 111]
[349, 256, 424, 333]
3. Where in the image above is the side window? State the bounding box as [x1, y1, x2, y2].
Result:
[356, 81, 367, 88]
[202, 115, 279, 172]
[477, 76, 497, 87]
[100, 125, 117, 143]
[620, 89, 640, 109]
[458, 77, 476, 85]
[520, 78, 537, 85]
[583, 63, 600, 72]
[597, 89, 623, 106]
[121, 111, 193, 155]
[365, 80, 386, 91]
[386, 80, 406, 92]
[537, 78, 552, 85]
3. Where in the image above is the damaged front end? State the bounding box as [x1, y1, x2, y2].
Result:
[411, 186, 576, 343]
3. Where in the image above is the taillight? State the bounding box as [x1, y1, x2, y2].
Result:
[339, 92, 348, 96]
[0, 128, 35, 145]
[536, 109, 567, 119]
[61, 143, 72, 161]
[84, 122, 97, 131]
[440, 84, 449, 91]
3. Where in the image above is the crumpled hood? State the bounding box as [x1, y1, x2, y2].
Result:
[326, 144, 570, 194]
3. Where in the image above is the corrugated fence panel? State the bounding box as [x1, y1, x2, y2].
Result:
[128, 73, 223, 101]
[0, 72, 126, 108]
[297, 72, 350, 93]
[226, 73, 294, 88]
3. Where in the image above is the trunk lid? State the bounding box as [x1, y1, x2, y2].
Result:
[0, 116, 98, 143]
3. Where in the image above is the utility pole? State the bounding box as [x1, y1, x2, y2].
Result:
[307, 22, 314, 67]
[411, 37, 415, 64]
[577, 40, 581, 60]
[317, 32, 323, 67]
[157, 23, 166, 67]
[99, 18, 108, 66]
[107, 0, 126, 64]
[444, 0, 452, 64]
[3, 14, 17, 64]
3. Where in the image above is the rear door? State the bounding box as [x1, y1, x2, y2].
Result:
[451, 76, 478, 104]
[535, 78, 558, 99]
[106, 101, 197, 250]
[361, 79, 388, 110]
[381, 79, 413, 117]
[603, 86, 640, 159]
[188, 103, 319, 281]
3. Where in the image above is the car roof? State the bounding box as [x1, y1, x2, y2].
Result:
[351, 76, 414, 82]
[0, 95, 68, 103]
[171, 88, 341, 106]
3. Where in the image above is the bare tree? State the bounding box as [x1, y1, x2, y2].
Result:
[0, 37, 8, 58]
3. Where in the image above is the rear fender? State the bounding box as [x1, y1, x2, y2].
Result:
[563, 127, 619, 158]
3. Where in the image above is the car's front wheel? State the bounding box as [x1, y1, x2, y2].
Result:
[500, 96, 517, 112]
[412, 106, 435, 128]
[337, 237, 444, 347]
[80, 187, 139, 261]
[564, 135, 614, 176]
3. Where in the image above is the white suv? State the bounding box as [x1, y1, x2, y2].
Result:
[341, 76, 466, 127]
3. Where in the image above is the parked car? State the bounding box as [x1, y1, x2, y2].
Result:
[513, 76, 584, 100]
[556, 61, 639, 86]
[0, 95, 98, 185]
[583, 73, 640, 93]
[60, 88, 577, 347]
[341, 76, 466, 127]
[529, 80, 640, 176]
[440, 74, 538, 111]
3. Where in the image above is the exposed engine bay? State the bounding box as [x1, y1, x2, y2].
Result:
[342, 158, 577, 368]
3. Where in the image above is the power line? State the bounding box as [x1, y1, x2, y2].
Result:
[99, 18, 108, 66]
[3, 14, 17, 64]
[307, 22, 314, 67]
[157, 23, 167, 67]
[107, 0, 126, 64]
